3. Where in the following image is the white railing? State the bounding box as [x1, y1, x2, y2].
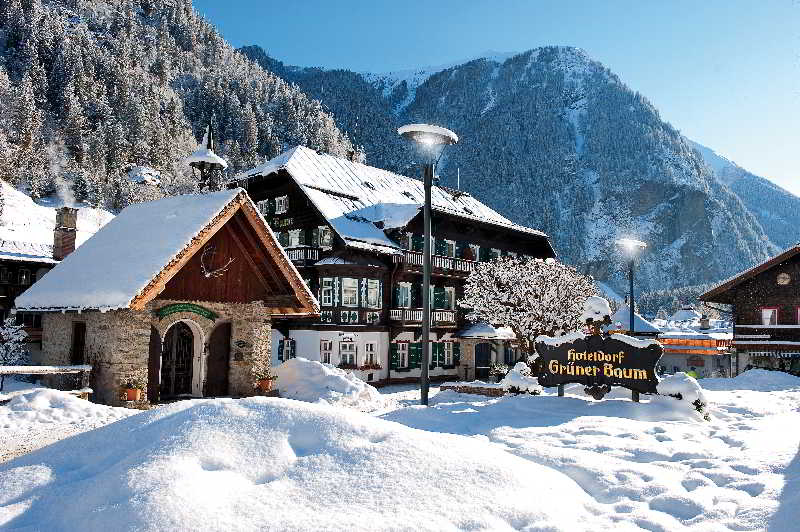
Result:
[401, 250, 477, 273]
[285, 247, 320, 261]
[389, 309, 455, 323]
[389, 309, 403, 320]
[433, 310, 456, 323]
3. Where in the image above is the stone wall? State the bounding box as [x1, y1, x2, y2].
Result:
[39, 300, 273, 406]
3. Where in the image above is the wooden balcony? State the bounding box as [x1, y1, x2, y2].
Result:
[389, 308, 457, 326]
[284, 246, 320, 264]
[393, 250, 477, 275]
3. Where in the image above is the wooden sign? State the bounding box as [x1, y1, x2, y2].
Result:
[535, 333, 663, 395]
[155, 303, 218, 322]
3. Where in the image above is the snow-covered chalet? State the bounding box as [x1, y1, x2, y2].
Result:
[15, 189, 318, 405]
[229, 146, 555, 384]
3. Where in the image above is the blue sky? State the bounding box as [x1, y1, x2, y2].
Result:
[194, 0, 799, 195]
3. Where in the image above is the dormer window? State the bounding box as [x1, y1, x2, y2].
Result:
[275, 195, 289, 214]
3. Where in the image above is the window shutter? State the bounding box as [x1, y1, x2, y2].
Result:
[453, 343, 461, 365]
[378, 280, 383, 309]
[479, 246, 490, 262]
[434, 286, 446, 310]
[435, 238, 447, 256]
[411, 283, 422, 308]
[393, 285, 401, 307]
[455, 241, 466, 258]
[430, 343, 439, 368]
[312, 227, 320, 247]
[289, 339, 296, 359]
[268, 198, 276, 216]
[409, 343, 422, 368]
[390, 343, 399, 369]
[299, 229, 306, 245]
[412, 234, 424, 252]
[334, 278, 340, 306]
[278, 339, 285, 362]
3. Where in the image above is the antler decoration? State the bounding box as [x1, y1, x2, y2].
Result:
[200, 245, 235, 278]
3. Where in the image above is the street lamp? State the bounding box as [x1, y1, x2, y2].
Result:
[398, 123, 459, 406]
[616, 238, 647, 337]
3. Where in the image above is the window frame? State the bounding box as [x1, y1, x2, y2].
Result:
[366, 279, 381, 308]
[275, 195, 289, 214]
[469, 244, 480, 261]
[397, 282, 411, 309]
[760, 307, 779, 326]
[444, 287, 456, 310]
[319, 225, 333, 248]
[342, 277, 359, 307]
[340, 342, 357, 365]
[398, 342, 409, 368]
[444, 239, 456, 258]
[320, 278, 334, 307]
[443, 342, 453, 366]
[320, 339, 333, 364]
[288, 229, 302, 247]
[364, 342, 377, 365]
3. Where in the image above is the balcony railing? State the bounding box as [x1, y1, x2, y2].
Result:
[285, 246, 320, 262]
[394, 250, 477, 274]
[389, 308, 457, 324]
[733, 324, 800, 345]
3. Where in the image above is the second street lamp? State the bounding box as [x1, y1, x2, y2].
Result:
[615, 237, 647, 402]
[398, 123, 459, 406]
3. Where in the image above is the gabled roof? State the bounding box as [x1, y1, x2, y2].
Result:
[700, 244, 800, 304]
[15, 189, 318, 315]
[231, 146, 549, 255]
[605, 305, 662, 334]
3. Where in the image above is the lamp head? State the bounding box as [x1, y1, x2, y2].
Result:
[398, 123, 459, 148]
[616, 238, 647, 256]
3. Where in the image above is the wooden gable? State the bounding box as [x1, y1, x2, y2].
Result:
[131, 191, 318, 316]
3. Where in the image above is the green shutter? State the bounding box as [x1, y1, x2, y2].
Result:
[311, 227, 320, 247]
[453, 342, 461, 365]
[390, 343, 399, 369]
[411, 234, 424, 252]
[455, 241, 466, 258]
[409, 343, 422, 368]
[268, 198, 276, 216]
[479, 246, 490, 262]
[435, 238, 447, 256]
[431, 343, 441, 368]
[433, 286, 446, 310]
[393, 285, 401, 307]
[411, 283, 422, 308]
[278, 339, 285, 362]
[299, 229, 306, 245]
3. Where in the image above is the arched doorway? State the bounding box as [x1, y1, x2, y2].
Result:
[206, 322, 231, 397]
[161, 321, 194, 399]
[475, 342, 492, 380]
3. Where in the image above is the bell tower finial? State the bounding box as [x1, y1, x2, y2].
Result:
[186, 119, 228, 192]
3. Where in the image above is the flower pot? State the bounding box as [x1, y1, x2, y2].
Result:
[256, 378, 273, 393]
[126, 388, 142, 401]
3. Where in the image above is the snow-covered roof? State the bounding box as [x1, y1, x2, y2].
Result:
[315, 252, 385, 268]
[0, 180, 113, 264]
[15, 188, 318, 315]
[456, 322, 516, 340]
[669, 307, 702, 322]
[232, 146, 548, 255]
[126, 166, 162, 186]
[605, 305, 662, 334]
[184, 128, 228, 169]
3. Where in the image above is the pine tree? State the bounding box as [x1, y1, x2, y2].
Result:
[0, 317, 29, 391]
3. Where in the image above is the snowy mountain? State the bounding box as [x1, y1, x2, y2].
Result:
[0, 0, 353, 212]
[240, 45, 777, 292]
[690, 141, 800, 249]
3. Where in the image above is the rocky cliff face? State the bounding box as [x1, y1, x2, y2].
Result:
[240, 45, 778, 292]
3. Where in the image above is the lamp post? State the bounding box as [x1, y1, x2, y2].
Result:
[616, 238, 647, 402]
[398, 123, 459, 406]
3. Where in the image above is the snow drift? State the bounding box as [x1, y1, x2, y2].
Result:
[0, 397, 611, 531]
[1, 389, 132, 428]
[273, 357, 384, 411]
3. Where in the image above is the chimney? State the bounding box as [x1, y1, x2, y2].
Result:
[700, 314, 710, 330]
[54, 206, 78, 260]
[347, 149, 357, 162]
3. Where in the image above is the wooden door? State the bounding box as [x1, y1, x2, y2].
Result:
[70, 322, 86, 365]
[147, 326, 161, 403]
[206, 322, 231, 397]
[475, 342, 491, 380]
[160, 322, 194, 399]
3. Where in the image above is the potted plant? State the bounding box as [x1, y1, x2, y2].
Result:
[123, 371, 146, 402]
[253, 367, 277, 393]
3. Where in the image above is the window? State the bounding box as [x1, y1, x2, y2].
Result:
[443, 342, 453, 366]
[256, 199, 270, 216]
[278, 338, 296, 362]
[18, 269, 30, 286]
[491, 248, 501, 260]
[319, 226, 333, 248]
[278, 231, 289, 246]
[275, 195, 289, 214]
[0, 268, 9, 283]
[761, 307, 778, 326]
[321, 340, 333, 364]
[397, 282, 411, 308]
[364, 343, 377, 365]
[444, 287, 455, 310]
[340, 342, 356, 366]
[342, 278, 358, 307]
[320, 278, 334, 306]
[288, 229, 302, 247]
[445, 240, 456, 258]
[367, 279, 381, 308]
[469, 244, 480, 261]
[398, 343, 408, 367]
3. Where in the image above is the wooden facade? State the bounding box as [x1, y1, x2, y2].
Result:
[701, 246, 800, 374]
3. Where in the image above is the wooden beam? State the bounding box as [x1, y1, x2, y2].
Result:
[230, 211, 286, 290]
[222, 223, 273, 295]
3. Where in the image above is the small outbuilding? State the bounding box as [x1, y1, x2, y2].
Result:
[15, 189, 318, 405]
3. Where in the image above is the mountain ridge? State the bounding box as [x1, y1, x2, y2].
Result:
[240, 44, 779, 292]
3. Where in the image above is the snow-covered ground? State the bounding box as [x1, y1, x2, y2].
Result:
[1, 370, 799, 530]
